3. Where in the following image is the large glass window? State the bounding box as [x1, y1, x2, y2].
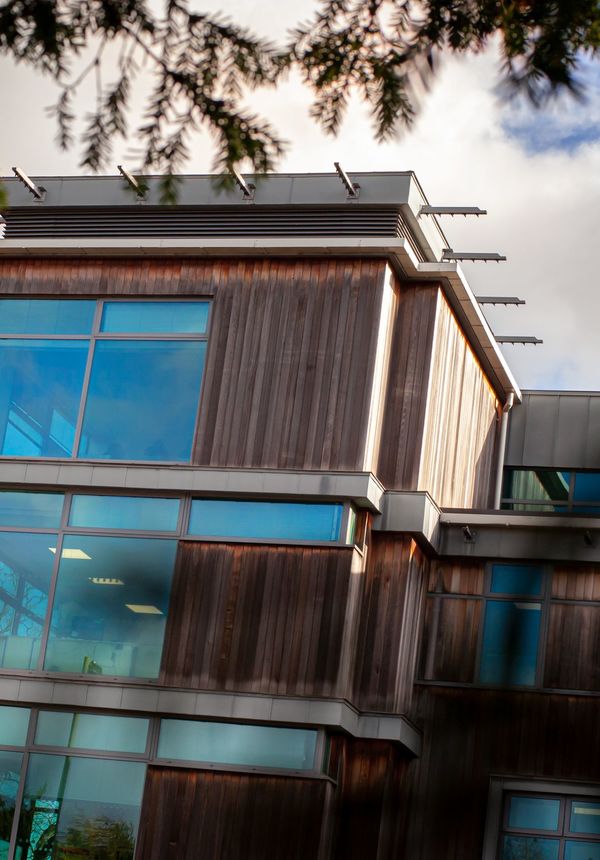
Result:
[503, 468, 600, 514]
[35, 711, 149, 754]
[15, 754, 145, 860]
[0, 750, 23, 860]
[45, 536, 177, 678]
[69, 494, 179, 532]
[0, 299, 209, 463]
[157, 720, 319, 771]
[500, 792, 600, 859]
[0, 491, 63, 529]
[188, 499, 344, 542]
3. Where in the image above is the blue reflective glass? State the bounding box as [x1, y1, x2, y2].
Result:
[69, 495, 179, 531]
[0, 491, 63, 528]
[479, 600, 541, 686]
[502, 836, 559, 859]
[0, 750, 23, 860]
[0, 706, 30, 746]
[35, 711, 149, 754]
[101, 301, 210, 334]
[0, 340, 88, 456]
[16, 754, 145, 860]
[0, 533, 56, 670]
[0, 299, 95, 334]
[570, 802, 600, 835]
[491, 565, 544, 596]
[189, 500, 343, 542]
[565, 842, 600, 860]
[45, 535, 177, 678]
[79, 340, 206, 461]
[158, 720, 318, 770]
[573, 473, 600, 503]
[508, 796, 560, 831]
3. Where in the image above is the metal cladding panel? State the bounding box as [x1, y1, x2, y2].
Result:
[506, 392, 600, 468]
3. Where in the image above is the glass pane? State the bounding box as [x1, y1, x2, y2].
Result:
[502, 836, 559, 859]
[508, 796, 560, 831]
[158, 720, 318, 770]
[79, 340, 206, 461]
[570, 801, 600, 835]
[505, 469, 570, 503]
[69, 495, 179, 532]
[0, 750, 23, 860]
[574, 473, 600, 503]
[0, 706, 30, 746]
[101, 300, 209, 334]
[189, 500, 343, 542]
[491, 565, 544, 596]
[565, 842, 600, 860]
[0, 533, 56, 670]
[44, 535, 177, 678]
[0, 340, 88, 457]
[0, 299, 95, 335]
[479, 600, 541, 686]
[35, 712, 148, 754]
[0, 491, 64, 528]
[16, 754, 145, 860]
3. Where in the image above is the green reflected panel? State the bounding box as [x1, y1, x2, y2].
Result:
[35, 712, 149, 754]
[0, 706, 30, 746]
[158, 720, 318, 770]
[69, 494, 179, 532]
[15, 754, 145, 860]
[0, 492, 63, 529]
[44, 535, 177, 678]
[507, 796, 560, 830]
[570, 801, 600, 835]
[502, 836, 559, 859]
[564, 842, 600, 860]
[0, 750, 23, 860]
[0, 533, 56, 670]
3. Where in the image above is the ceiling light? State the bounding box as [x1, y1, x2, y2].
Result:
[125, 604, 163, 615]
[89, 577, 124, 586]
[49, 547, 92, 560]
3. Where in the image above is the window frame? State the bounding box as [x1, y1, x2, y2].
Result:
[0, 297, 211, 465]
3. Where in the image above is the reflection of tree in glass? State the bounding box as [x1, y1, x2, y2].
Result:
[60, 816, 135, 859]
[504, 837, 555, 860]
[19, 796, 59, 860]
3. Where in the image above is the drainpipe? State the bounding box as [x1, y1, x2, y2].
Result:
[493, 392, 515, 510]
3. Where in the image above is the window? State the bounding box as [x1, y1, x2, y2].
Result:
[0, 298, 209, 463]
[498, 791, 600, 859]
[503, 469, 600, 515]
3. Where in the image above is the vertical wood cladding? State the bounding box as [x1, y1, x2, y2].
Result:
[353, 535, 427, 713]
[136, 768, 329, 859]
[193, 258, 387, 470]
[419, 596, 481, 683]
[418, 293, 500, 508]
[402, 687, 600, 860]
[544, 602, 600, 691]
[0, 256, 387, 471]
[160, 541, 364, 697]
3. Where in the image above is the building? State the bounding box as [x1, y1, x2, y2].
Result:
[0, 170, 598, 859]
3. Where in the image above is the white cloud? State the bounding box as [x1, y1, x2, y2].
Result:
[1, 2, 599, 392]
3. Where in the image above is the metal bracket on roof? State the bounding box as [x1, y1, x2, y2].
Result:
[231, 167, 255, 201]
[420, 206, 487, 217]
[476, 296, 526, 306]
[442, 249, 506, 262]
[118, 165, 147, 200]
[495, 336, 543, 345]
[0, 216, 5, 240]
[11, 167, 46, 202]
[334, 162, 360, 199]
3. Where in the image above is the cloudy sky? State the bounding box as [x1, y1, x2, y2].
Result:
[1, 1, 599, 392]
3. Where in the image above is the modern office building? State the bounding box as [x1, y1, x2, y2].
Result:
[0, 170, 598, 859]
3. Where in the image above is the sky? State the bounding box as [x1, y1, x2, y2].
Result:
[1, 1, 599, 392]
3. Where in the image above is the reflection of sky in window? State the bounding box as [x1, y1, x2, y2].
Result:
[501, 58, 600, 154]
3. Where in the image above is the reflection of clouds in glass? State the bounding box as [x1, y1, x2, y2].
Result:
[501, 59, 600, 154]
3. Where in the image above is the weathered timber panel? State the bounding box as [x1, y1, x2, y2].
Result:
[552, 565, 600, 600]
[135, 767, 329, 859]
[376, 283, 438, 489]
[193, 258, 387, 469]
[160, 541, 364, 697]
[418, 292, 500, 508]
[353, 535, 427, 713]
[402, 687, 600, 860]
[544, 602, 600, 691]
[428, 560, 485, 595]
[0, 257, 387, 471]
[419, 596, 481, 683]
